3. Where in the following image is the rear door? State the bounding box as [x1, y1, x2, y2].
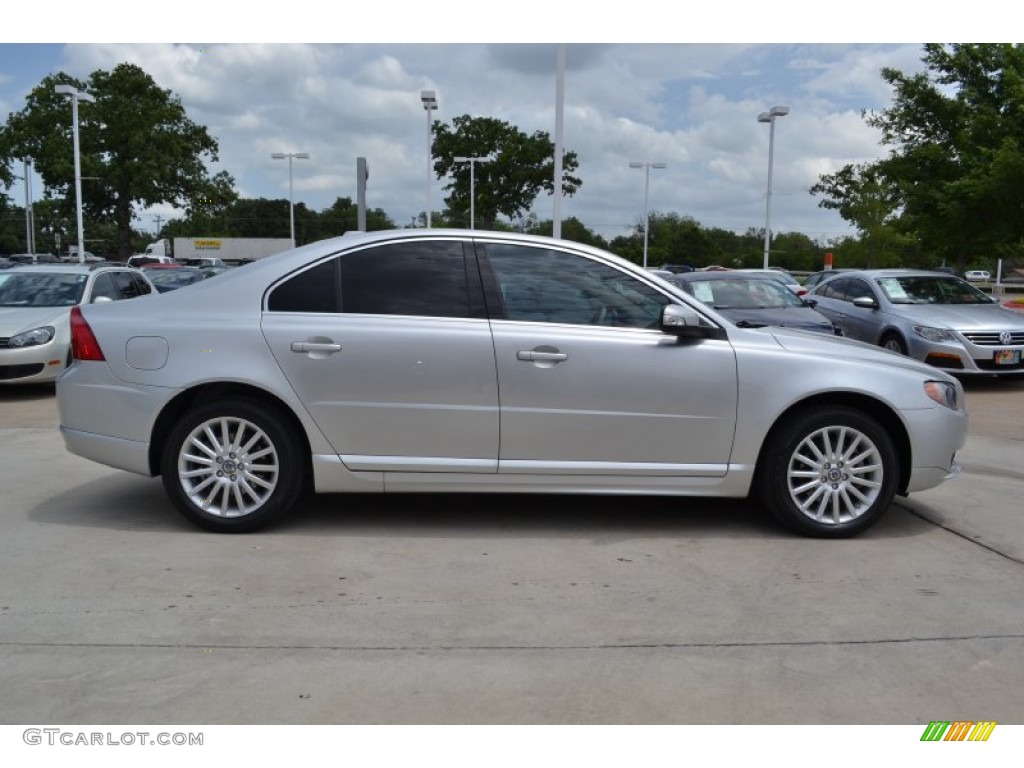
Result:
[261, 238, 500, 473]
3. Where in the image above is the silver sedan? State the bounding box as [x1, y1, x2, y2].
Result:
[808, 269, 1024, 375]
[56, 230, 967, 538]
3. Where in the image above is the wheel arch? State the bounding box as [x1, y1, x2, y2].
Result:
[756, 393, 912, 495]
[148, 382, 314, 479]
[876, 326, 907, 346]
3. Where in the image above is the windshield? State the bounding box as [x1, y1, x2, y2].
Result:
[0, 272, 88, 307]
[684, 278, 803, 309]
[876, 276, 993, 305]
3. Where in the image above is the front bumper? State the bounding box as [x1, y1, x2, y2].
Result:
[0, 342, 68, 384]
[908, 334, 1024, 375]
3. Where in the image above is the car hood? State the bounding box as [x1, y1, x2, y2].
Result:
[885, 302, 1024, 330]
[719, 306, 834, 334]
[766, 326, 955, 380]
[0, 306, 71, 336]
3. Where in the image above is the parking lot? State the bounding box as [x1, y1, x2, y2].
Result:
[1, 377, 1023, 724]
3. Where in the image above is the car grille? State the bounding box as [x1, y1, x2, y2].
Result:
[0, 337, 9, 348]
[0, 363, 46, 380]
[961, 330, 1024, 346]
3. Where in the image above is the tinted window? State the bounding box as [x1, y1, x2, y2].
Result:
[819, 277, 849, 301]
[340, 241, 470, 318]
[845, 279, 875, 302]
[110, 270, 143, 299]
[132, 273, 153, 296]
[90, 273, 122, 302]
[484, 244, 669, 328]
[268, 259, 339, 313]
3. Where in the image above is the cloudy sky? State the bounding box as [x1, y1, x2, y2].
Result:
[0, 5, 1001, 247]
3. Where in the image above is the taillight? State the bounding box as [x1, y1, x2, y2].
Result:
[69, 306, 106, 361]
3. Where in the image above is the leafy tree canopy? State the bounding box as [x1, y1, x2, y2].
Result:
[812, 44, 1024, 269]
[431, 115, 581, 229]
[0, 63, 235, 259]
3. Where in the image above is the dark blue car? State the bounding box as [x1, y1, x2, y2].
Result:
[667, 272, 839, 335]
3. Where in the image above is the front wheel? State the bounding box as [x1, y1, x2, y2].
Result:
[756, 407, 898, 538]
[160, 399, 306, 532]
[880, 333, 908, 355]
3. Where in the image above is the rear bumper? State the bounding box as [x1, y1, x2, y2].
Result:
[60, 425, 152, 476]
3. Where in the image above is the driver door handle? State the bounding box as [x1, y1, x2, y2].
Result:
[517, 350, 568, 362]
[291, 341, 342, 353]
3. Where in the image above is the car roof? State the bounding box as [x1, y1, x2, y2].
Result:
[823, 269, 967, 278]
[6, 263, 138, 274]
[669, 271, 788, 282]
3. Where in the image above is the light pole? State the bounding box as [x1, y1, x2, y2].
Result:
[758, 105, 789, 269]
[453, 155, 489, 230]
[629, 161, 666, 269]
[421, 90, 438, 227]
[23, 158, 35, 254]
[54, 84, 95, 263]
[271, 151, 309, 249]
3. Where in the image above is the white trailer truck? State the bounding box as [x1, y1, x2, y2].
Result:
[143, 238, 293, 264]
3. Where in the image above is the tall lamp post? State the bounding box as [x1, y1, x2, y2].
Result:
[452, 156, 489, 230]
[271, 151, 309, 249]
[421, 90, 438, 227]
[629, 161, 666, 269]
[758, 105, 789, 269]
[23, 158, 35, 255]
[54, 84, 95, 264]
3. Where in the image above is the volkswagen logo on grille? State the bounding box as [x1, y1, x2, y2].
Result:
[1000, 331, 1013, 345]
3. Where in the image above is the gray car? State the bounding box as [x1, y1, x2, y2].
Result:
[56, 230, 967, 538]
[808, 269, 1024, 375]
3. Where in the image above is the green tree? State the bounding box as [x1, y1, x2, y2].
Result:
[163, 196, 395, 246]
[523, 216, 609, 249]
[812, 44, 1024, 269]
[431, 115, 581, 229]
[0, 63, 235, 260]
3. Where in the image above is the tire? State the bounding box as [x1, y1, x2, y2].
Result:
[160, 398, 306, 532]
[756, 406, 898, 538]
[880, 332, 908, 355]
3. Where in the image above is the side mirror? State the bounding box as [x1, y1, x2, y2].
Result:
[802, 298, 818, 308]
[660, 304, 722, 339]
[92, 295, 114, 304]
[852, 296, 878, 309]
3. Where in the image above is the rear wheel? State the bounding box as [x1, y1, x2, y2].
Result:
[757, 406, 898, 538]
[160, 399, 306, 532]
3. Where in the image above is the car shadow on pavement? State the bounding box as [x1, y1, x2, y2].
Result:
[28, 472, 934, 541]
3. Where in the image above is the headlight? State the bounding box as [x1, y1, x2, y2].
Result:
[8, 326, 55, 348]
[913, 325, 957, 343]
[924, 380, 962, 410]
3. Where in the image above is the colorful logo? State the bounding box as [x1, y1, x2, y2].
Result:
[920, 721, 996, 741]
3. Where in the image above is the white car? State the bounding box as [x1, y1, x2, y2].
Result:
[965, 270, 991, 282]
[0, 264, 155, 385]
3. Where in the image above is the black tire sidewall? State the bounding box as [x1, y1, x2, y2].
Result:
[757, 406, 898, 538]
[160, 399, 305, 533]
[880, 333, 907, 355]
